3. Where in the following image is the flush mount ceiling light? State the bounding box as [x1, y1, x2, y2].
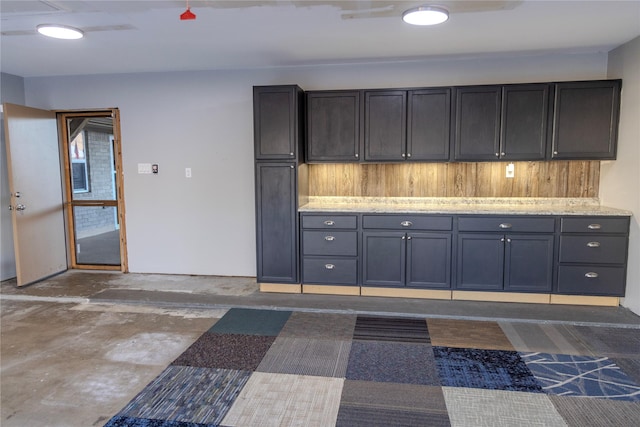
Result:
[402, 5, 449, 26]
[36, 24, 84, 39]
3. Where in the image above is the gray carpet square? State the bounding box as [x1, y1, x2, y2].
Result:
[256, 337, 352, 377]
[550, 395, 640, 426]
[353, 315, 430, 343]
[499, 322, 594, 355]
[278, 311, 357, 340]
[208, 308, 292, 336]
[575, 326, 640, 358]
[346, 340, 440, 385]
[336, 380, 450, 426]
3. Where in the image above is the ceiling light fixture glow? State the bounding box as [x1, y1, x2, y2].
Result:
[36, 24, 84, 40]
[402, 6, 449, 26]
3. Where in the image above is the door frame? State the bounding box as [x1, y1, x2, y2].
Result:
[58, 109, 128, 272]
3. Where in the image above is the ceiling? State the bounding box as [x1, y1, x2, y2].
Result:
[1, 1, 639, 78]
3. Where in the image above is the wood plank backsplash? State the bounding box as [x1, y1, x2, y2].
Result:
[307, 161, 599, 198]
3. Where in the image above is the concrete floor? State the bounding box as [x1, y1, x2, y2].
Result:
[1, 270, 639, 426]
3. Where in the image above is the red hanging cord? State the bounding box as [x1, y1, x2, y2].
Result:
[180, 0, 196, 20]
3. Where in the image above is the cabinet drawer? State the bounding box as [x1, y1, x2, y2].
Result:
[559, 236, 628, 264]
[302, 215, 357, 229]
[302, 231, 357, 256]
[303, 258, 358, 285]
[458, 217, 555, 233]
[362, 215, 452, 231]
[560, 217, 629, 234]
[557, 265, 626, 296]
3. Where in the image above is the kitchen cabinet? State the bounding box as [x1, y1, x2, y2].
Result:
[253, 85, 304, 285]
[306, 91, 361, 162]
[364, 90, 407, 161]
[255, 163, 299, 283]
[456, 217, 555, 292]
[454, 84, 549, 161]
[301, 214, 359, 285]
[557, 216, 629, 295]
[253, 85, 303, 160]
[362, 215, 452, 288]
[550, 80, 621, 160]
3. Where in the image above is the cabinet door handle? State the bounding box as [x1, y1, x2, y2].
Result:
[499, 223, 512, 229]
[325, 264, 335, 270]
[585, 272, 599, 278]
[588, 224, 602, 230]
[506, 238, 511, 243]
[324, 235, 335, 241]
[401, 153, 406, 158]
[501, 237, 505, 242]
[400, 221, 412, 227]
[324, 220, 335, 226]
[407, 236, 412, 240]
[355, 153, 359, 158]
[407, 153, 411, 158]
[587, 241, 601, 248]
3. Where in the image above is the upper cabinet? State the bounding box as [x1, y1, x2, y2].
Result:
[364, 90, 407, 161]
[253, 85, 304, 161]
[550, 80, 621, 160]
[453, 84, 548, 161]
[306, 91, 361, 162]
[408, 88, 451, 161]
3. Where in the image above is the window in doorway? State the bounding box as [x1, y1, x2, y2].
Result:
[70, 131, 89, 193]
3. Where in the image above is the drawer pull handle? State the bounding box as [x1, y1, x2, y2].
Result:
[324, 220, 335, 226]
[585, 272, 599, 278]
[324, 236, 335, 241]
[325, 264, 335, 270]
[588, 224, 601, 230]
[499, 223, 513, 229]
[587, 241, 601, 248]
[401, 221, 413, 227]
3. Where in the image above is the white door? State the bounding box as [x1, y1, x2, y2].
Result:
[3, 103, 67, 286]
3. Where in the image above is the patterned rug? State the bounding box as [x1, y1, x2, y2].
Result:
[105, 308, 640, 426]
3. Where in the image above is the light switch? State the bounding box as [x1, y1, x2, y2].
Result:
[138, 163, 152, 174]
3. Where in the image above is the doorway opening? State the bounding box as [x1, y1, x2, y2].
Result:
[59, 110, 128, 271]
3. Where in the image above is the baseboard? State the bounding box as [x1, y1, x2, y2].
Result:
[302, 284, 360, 296]
[452, 291, 550, 304]
[259, 283, 301, 294]
[550, 294, 619, 307]
[361, 287, 452, 300]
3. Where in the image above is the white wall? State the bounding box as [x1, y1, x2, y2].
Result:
[0, 72, 25, 280]
[22, 52, 608, 276]
[604, 36, 640, 315]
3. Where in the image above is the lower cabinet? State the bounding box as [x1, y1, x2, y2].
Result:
[362, 231, 451, 288]
[456, 233, 554, 292]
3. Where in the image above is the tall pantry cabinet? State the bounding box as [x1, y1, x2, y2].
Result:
[253, 86, 304, 286]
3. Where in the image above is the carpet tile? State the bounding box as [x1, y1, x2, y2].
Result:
[207, 308, 291, 336]
[336, 380, 451, 426]
[442, 387, 567, 427]
[105, 309, 640, 426]
[171, 333, 274, 371]
[220, 372, 343, 427]
[428, 319, 515, 350]
[522, 352, 640, 401]
[256, 337, 351, 377]
[499, 322, 594, 355]
[550, 395, 640, 426]
[434, 347, 543, 392]
[346, 340, 440, 385]
[114, 366, 250, 425]
[574, 326, 640, 358]
[278, 311, 356, 340]
[353, 315, 430, 343]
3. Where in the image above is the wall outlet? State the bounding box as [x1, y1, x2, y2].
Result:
[138, 163, 152, 174]
[506, 163, 515, 178]
[185, 168, 192, 178]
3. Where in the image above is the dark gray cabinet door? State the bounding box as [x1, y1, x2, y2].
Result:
[454, 86, 502, 161]
[407, 89, 451, 161]
[456, 233, 505, 290]
[307, 91, 360, 162]
[364, 90, 407, 161]
[551, 80, 621, 159]
[501, 84, 549, 160]
[255, 163, 298, 283]
[504, 234, 554, 292]
[406, 233, 451, 288]
[362, 231, 405, 287]
[253, 86, 301, 160]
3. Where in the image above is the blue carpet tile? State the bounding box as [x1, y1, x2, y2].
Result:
[433, 347, 543, 392]
[105, 308, 640, 426]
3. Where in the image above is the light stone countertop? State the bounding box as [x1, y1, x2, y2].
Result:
[299, 197, 632, 216]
